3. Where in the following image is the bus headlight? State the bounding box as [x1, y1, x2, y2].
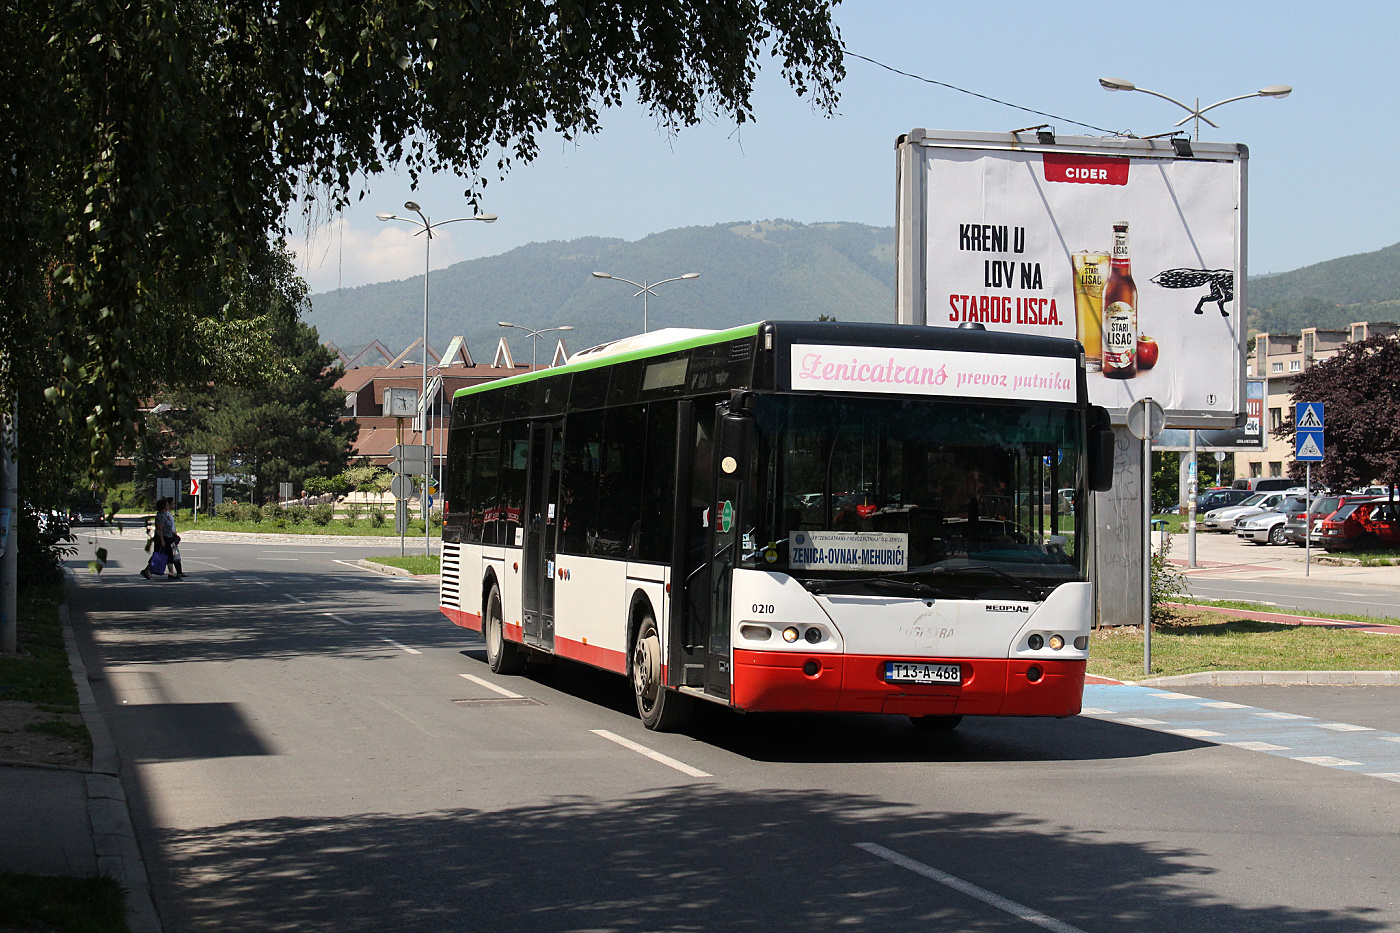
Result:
[782, 626, 800, 643]
[1048, 634, 1065, 650]
[1027, 633, 1044, 650]
[804, 627, 822, 644]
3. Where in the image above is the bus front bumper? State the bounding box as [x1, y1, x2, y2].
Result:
[731, 649, 1086, 718]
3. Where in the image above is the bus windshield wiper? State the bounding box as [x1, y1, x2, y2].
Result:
[910, 564, 1050, 601]
[802, 576, 949, 599]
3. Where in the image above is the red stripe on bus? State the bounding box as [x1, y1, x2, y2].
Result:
[732, 650, 1085, 717]
[553, 636, 627, 675]
[440, 606, 482, 632]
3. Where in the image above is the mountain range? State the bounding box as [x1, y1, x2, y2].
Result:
[307, 221, 1400, 359]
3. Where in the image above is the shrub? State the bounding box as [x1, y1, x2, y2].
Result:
[343, 503, 360, 527]
[286, 503, 309, 525]
[310, 504, 334, 526]
[429, 508, 443, 530]
[369, 507, 386, 528]
[260, 502, 284, 524]
[1150, 533, 1187, 625]
[219, 501, 248, 523]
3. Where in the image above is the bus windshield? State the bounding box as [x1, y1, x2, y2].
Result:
[743, 394, 1085, 596]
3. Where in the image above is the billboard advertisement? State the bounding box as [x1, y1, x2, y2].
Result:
[896, 130, 1246, 427]
[1155, 379, 1264, 451]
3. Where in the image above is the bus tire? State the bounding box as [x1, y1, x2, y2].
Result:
[632, 614, 692, 732]
[910, 714, 963, 732]
[484, 584, 526, 675]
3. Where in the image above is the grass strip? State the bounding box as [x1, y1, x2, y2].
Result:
[1087, 609, 1400, 682]
[0, 585, 78, 711]
[365, 555, 441, 575]
[0, 872, 130, 932]
[1180, 598, 1400, 627]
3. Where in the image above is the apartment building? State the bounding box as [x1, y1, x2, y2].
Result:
[1237, 321, 1398, 480]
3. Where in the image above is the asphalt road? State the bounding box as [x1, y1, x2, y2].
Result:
[70, 531, 1400, 932]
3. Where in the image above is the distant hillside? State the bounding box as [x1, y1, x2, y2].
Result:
[309, 222, 1400, 355]
[1246, 241, 1400, 334]
[308, 220, 897, 361]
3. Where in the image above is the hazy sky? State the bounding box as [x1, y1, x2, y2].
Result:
[291, 1, 1398, 294]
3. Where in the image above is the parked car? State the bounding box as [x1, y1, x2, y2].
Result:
[1235, 507, 1290, 545]
[1231, 477, 1300, 493]
[1284, 494, 1379, 546]
[1200, 491, 1292, 533]
[1317, 500, 1400, 552]
[1196, 487, 1251, 512]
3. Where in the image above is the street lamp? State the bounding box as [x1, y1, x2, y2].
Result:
[1098, 77, 1292, 141]
[591, 271, 699, 333]
[496, 322, 575, 371]
[377, 202, 496, 557]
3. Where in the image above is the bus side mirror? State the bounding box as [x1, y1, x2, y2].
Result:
[1087, 405, 1114, 492]
[717, 409, 754, 479]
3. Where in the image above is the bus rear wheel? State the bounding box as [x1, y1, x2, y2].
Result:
[632, 614, 692, 732]
[484, 584, 526, 675]
[910, 714, 963, 732]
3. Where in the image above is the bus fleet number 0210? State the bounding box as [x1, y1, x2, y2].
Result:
[751, 604, 775, 615]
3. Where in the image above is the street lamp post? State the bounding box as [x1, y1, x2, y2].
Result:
[496, 322, 575, 370]
[377, 202, 496, 557]
[1098, 77, 1292, 141]
[591, 272, 699, 333]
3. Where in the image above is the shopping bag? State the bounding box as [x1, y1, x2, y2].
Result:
[170, 545, 181, 562]
[149, 551, 168, 575]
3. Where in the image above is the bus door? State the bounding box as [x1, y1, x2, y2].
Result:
[522, 419, 563, 651]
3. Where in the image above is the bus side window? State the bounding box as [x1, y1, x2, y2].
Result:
[597, 405, 647, 558]
[497, 420, 530, 545]
[637, 401, 678, 562]
[446, 424, 473, 540]
[559, 409, 604, 555]
[471, 423, 500, 544]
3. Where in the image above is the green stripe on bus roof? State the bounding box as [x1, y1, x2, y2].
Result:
[452, 322, 764, 399]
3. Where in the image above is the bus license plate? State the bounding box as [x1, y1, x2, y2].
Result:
[885, 662, 961, 685]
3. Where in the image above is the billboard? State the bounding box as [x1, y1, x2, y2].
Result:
[1154, 380, 1264, 451]
[896, 129, 1246, 428]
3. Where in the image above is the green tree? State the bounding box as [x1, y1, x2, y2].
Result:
[1273, 335, 1400, 495]
[161, 320, 359, 503]
[1, 0, 844, 478]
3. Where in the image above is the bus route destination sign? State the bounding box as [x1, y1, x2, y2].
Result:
[789, 531, 909, 573]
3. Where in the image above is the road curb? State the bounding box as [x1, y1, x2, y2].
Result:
[61, 604, 163, 933]
[355, 559, 440, 581]
[1137, 670, 1400, 687]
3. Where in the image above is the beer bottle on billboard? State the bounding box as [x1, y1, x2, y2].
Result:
[1102, 221, 1138, 379]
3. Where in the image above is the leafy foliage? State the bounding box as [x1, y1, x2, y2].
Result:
[1150, 534, 1187, 626]
[159, 320, 359, 503]
[2, 0, 843, 482]
[1272, 335, 1400, 492]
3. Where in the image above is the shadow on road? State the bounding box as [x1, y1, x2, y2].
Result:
[150, 786, 1386, 933]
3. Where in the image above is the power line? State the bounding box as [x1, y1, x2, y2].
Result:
[843, 49, 1126, 137]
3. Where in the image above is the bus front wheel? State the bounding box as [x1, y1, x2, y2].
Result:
[484, 584, 526, 675]
[632, 614, 692, 732]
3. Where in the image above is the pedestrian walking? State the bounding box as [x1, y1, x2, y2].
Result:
[164, 496, 185, 578]
[141, 499, 171, 579]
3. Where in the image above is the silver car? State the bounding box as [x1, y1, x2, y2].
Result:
[1201, 491, 1288, 533]
[1235, 509, 1289, 545]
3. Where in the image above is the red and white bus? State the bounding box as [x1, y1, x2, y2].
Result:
[439, 321, 1113, 730]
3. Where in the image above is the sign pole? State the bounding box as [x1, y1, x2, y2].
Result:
[398, 418, 406, 557]
[1143, 425, 1152, 677]
[1187, 430, 1197, 568]
[1305, 463, 1312, 577]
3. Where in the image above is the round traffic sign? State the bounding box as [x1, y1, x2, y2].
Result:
[390, 475, 415, 499]
[1126, 398, 1166, 440]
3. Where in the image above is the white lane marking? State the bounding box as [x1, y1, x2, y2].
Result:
[1149, 692, 1196, 699]
[856, 842, 1087, 933]
[257, 558, 300, 561]
[1381, 736, 1400, 744]
[1315, 722, 1375, 732]
[1293, 756, 1363, 768]
[1256, 711, 1311, 720]
[1169, 728, 1224, 738]
[1115, 718, 1167, 726]
[1079, 708, 1115, 715]
[1200, 701, 1251, 709]
[459, 673, 523, 699]
[1367, 773, 1400, 782]
[282, 594, 304, 604]
[380, 637, 421, 655]
[590, 729, 712, 779]
[1227, 741, 1290, 751]
[185, 559, 231, 572]
[323, 612, 351, 625]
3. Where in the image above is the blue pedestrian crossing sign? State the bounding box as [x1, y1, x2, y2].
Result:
[1295, 402, 1324, 461]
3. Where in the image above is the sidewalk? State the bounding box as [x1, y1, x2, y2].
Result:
[0, 605, 160, 932]
[1157, 526, 1400, 588]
